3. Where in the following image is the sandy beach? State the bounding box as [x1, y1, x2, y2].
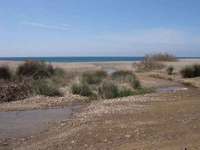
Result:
[0, 59, 200, 150]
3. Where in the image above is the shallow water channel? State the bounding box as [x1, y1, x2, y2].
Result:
[0, 105, 81, 139]
[156, 86, 188, 93]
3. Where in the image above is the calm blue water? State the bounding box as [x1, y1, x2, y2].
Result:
[0, 57, 199, 63]
[0, 57, 144, 62]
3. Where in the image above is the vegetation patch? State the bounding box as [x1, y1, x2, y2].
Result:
[136, 58, 165, 72]
[81, 70, 107, 84]
[98, 80, 119, 99]
[180, 64, 200, 78]
[135, 53, 176, 72]
[71, 70, 152, 100]
[0, 61, 66, 102]
[32, 79, 63, 97]
[144, 53, 177, 62]
[0, 81, 32, 103]
[166, 66, 174, 75]
[16, 61, 55, 79]
[71, 82, 94, 97]
[0, 66, 12, 80]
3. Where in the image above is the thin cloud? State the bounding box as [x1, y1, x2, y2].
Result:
[21, 21, 71, 31]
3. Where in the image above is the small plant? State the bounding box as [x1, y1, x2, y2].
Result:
[16, 61, 55, 79]
[98, 80, 119, 99]
[180, 64, 200, 78]
[166, 66, 174, 75]
[71, 82, 93, 97]
[81, 70, 107, 84]
[0, 66, 12, 80]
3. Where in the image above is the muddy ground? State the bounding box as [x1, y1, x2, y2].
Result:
[0, 60, 200, 150]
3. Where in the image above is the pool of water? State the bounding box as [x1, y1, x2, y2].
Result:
[103, 68, 117, 75]
[0, 105, 81, 139]
[156, 86, 188, 93]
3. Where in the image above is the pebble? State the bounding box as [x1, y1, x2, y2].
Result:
[125, 134, 131, 138]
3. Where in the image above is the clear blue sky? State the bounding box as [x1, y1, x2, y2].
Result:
[0, 0, 200, 57]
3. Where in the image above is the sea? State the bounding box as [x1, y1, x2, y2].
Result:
[0, 57, 199, 63]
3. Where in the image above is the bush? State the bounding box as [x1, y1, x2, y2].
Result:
[129, 77, 141, 89]
[32, 79, 63, 97]
[0, 81, 32, 102]
[112, 70, 141, 89]
[180, 64, 200, 78]
[98, 81, 119, 99]
[136, 59, 165, 72]
[145, 53, 177, 62]
[111, 70, 134, 81]
[0, 66, 12, 80]
[166, 66, 174, 75]
[118, 87, 134, 97]
[16, 61, 55, 79]
[71, 82, 93, 97]
[81, 70, 107, 84]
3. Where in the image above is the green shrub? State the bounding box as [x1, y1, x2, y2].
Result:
[112, 70, 141, 89]
[32, 79, 63, 97]
[166, 66, 174, 75]
[81, 70, 107, 84]
[71, 82, 93, 97]
[112, 70, 132, 79]
[16, 61, 55, 79]
[118, 87, 134, 97]
[180, 64, 200, 78]
[0, 66, 12, 80]
[71, 83, 82, 95]
[98, 81, 119, 99]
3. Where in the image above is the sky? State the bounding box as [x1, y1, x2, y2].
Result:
[0, 0, 200, 57]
